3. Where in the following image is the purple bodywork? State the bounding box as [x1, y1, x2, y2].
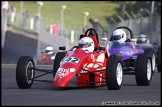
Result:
[108, 41, 144, 61]
[138, 43, 153, 49]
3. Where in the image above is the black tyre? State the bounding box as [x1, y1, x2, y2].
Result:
[53, 52, 67, 77]
[106, 55, 123, 90]
[157, 46, 161, 72]
[16, 56, 35, 89]
[144, 48, 156, 72]
[135, 53, 152, 86]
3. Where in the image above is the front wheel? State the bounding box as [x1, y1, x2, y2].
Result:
[53, 52, 67, 77]
[16, 56, 35, 89]
[106, 55, 123, 90]
[135, 54, 153, 86]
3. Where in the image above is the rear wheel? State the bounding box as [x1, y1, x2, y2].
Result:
[135, 53, 152, 86]
[16, 56, 35, 89]
[106, 55, 123, 90]
[53, 52, 67, 77]
[144, 48, 156, 72]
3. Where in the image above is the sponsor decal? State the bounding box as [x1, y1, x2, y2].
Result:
[96, 53, 105, 62]
[91, 54, 95, 59]
[83, 63, 87, 68]
[63, 57, 80, 64]
[57, 68, 75, 78]
[93, 64, 99, 68]
[83, 53, 105, 69]
[87, 63, 94, 68]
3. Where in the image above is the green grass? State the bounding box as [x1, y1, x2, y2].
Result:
[9, 1, 119, 31]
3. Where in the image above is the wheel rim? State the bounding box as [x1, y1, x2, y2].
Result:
[152, 53, 156, 72]
[147, 59, 152, 81]
[116, 63, 123, 85]
[26, 61, 34, 84]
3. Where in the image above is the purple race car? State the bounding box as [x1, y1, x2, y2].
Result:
[105, 26, 156, 90]
[136, 32, 161, 73]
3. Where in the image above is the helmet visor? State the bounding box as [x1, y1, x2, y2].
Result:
[79, 42, 91, 48]
[45, 50, 54, 54]
[137, 37, 147, 43]
[112, 34, 124, 41]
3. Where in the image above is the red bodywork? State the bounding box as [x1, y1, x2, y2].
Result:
[53, 46, 108, 87]
[39, 53, 52, 65]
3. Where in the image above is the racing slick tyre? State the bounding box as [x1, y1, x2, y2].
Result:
[157, 46, 161, 72]
[144, 48, 156, 73]
[16, 56, 35, 89]
[106, 55, 123, 90]
[53, 52, 67, 77]
[135, 53, 153, 86]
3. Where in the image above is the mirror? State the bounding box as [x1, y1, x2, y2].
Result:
[59, 46, 66, 51]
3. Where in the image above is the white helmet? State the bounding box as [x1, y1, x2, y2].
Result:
[79, 37, 94, 52]
[45, 45, 54, 55]
[112, 29, 126, 43]
[137, 33, 148, 44]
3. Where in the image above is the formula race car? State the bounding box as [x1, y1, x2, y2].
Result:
[37, 45, 55, 65]
[106, 26, 156, 89]
[136, 32, 161, 72]
[16, 28, 109, 89]
[110, 26, 161, 73]
[16, 27, 157, 90]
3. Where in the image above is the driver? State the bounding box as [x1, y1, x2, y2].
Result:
[45, 45, 54, 55]
[109, 29, 133, 49]
[137, 33, 148, 44]
[45, 45, 55, 60]
[111, 29, 127, 43]
[79, 37, 95, 52]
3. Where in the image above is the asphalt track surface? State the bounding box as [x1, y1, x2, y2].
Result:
[1, 64, 161, 106]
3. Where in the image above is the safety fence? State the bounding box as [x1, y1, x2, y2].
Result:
[5, 10, 83, 44]
[2, 6, 161, 47]
[107, 15, 161, 45]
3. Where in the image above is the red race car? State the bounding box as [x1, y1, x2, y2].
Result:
[16, 28, 122, 90]
[37, 46, 55, 65]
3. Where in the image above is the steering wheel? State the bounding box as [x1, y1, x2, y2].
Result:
[85, 28, 99, 43]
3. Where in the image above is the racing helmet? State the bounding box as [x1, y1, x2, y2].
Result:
[137, 33, 148, 44]
[112, 29, 126, 43]
[79, 37, 95, 52]
[45, 45, 54, 55]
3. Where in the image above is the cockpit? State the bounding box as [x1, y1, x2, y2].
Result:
[109, 42, 126, 49]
